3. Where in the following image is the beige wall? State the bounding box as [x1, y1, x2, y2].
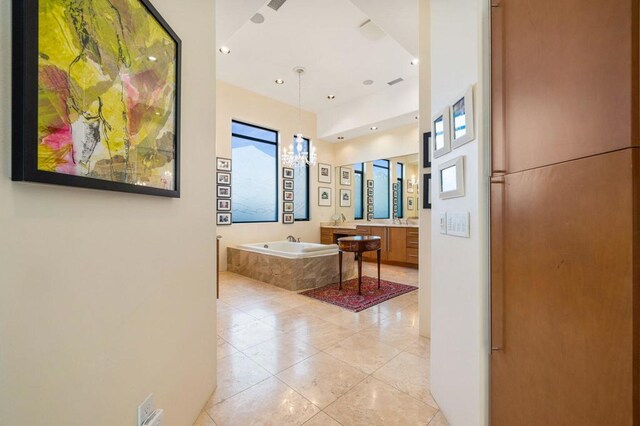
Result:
[216, 81, 336, 270]
[333, 123, 419, 167]
[418, 0, 432, 339]
[0, 1, 217, 424]
[429, 0, 491, 423]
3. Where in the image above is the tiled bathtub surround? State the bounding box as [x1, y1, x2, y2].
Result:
[227, 247, 356, 291]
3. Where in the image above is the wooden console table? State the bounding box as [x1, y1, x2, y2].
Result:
[337, 236, 381, 295]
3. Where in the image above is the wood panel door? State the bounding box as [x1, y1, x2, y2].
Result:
[491, 0, 637, 175]
[491, 150, 637, 425]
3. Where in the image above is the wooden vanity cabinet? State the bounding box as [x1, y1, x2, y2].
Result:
[361, 227, 387, 261]
[320, 225, 418, 267]
[387, 227, 407, 262]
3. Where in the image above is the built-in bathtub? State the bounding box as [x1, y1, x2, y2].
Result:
[227, 241, 356, 291]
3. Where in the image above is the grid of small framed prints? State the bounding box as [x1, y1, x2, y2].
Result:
[216, 157, 232, 225]
[282, 167, 295, 224]
[366, 179, 374, 221]
[392, 183, 399, 218]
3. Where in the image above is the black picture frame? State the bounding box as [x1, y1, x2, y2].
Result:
[366, 179, 374, 188]
[423, 173, 432, 209]
[283, 179, 294, 190]
[283, 168, 294, 179]
[217, 157, 232, 172]
[216, 172, 231, 185]
[283, 213, 294, 224]
[12, 0, 182, 197]
[217, 186, 231, 198]
[423, 132, 432, 168]
[217, 199, 231, 211]
[283, 190, 294, 201]
[216, 212, 232, 225]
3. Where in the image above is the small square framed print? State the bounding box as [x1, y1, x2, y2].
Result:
[367, 180, 374, 188]
[217, 199, 231, 211]
[318, 163, 331, 183]
[367, 188, 374, 197]
[368, 204, 374, 213]
[318, 187, 332, 206]
[423, 173, 432, 209]
[283, 202, 294, 212]
[216, 212, 232, 225]
[432, 107, 451, 159]
[340, 167, 351, 186]
[283, 213, 294, 224]
[392, 183, 398, 191]
[217, 157, 232, 172]
[217, 185, 231, 198]
[450, 86, 475, 149]
[283, 168, 294, 179]
[283, 179, 294, 190]
[367, 213, 373, 221]
[407, 183, 414, 193]
[340, 189, 351, 207]
[367, 196, 373, 205]
[407, 197, 415, 210]
[217, 172, 231, 185]
[423, 132, 432, 168]
[439, 156, 465, 199]
[283, 190, 294, 201]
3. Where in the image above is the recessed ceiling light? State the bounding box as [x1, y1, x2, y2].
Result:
[148, 56, 157, 62]
[219, 46, 231, 54]
[337, 136, 344, 140]
[363, 80, 374, 86]
[327, 95, 335, 100]
[370, 126, 378, 131]
[275, 79, 285, 85]
[250, 13, 265, 24]
[411, 58, 419, 65]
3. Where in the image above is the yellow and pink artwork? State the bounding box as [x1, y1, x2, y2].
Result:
[34, 0, 179, 193]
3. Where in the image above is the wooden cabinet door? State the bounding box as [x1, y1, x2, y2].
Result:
[492, 0, 636, 175]
[387, 228, 407, 262]
[491, 151, 636, 425]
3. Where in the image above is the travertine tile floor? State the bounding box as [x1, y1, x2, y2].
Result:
[194, 263, 449, 426]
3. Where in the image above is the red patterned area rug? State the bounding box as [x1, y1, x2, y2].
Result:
[299, 276, 417, 312]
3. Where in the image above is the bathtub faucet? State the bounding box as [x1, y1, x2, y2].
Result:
[286, 235, 296, 242]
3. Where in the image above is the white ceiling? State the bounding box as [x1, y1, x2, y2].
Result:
[216, 0, 419, 141]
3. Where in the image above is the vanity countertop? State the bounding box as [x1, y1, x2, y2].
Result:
[321, 223, 419, 229]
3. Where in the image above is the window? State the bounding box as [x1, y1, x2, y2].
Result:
[353, 163, 364, 220]
[293, 137, 310, 221]
[231, 121, 278, 223]
[373, 159, 390, 219]
[397, 162, 404, 218]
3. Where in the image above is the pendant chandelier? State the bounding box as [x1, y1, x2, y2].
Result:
[282, 67, 317, 169]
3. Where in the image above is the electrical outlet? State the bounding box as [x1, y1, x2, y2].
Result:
[137, 394, 154, 426]
[142, 409, 164, 426]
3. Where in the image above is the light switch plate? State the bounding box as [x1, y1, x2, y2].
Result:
[439, 213, 447, 234]
[446, 211, 470, 238]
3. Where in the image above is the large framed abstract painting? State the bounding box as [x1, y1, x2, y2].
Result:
[12, 0, 182, 197]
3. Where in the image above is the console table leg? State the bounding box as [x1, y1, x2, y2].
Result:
[339, 251, 343, 290]
[357, 251, 363, 295]
[377, 249, 381, 289]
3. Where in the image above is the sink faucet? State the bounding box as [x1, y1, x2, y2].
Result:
[286, 235, 296, 242]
